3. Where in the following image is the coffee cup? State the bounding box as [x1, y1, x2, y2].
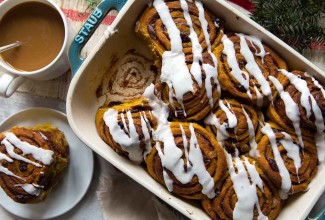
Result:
[0, 0, 71, 97]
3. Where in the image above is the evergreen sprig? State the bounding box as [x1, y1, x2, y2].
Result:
[250, 0, 325, 52]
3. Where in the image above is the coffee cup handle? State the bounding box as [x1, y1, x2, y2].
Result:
[0, 72, 25, 97]
[68, 0, 127, 76]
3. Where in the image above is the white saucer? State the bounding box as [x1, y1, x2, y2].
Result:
[0, 108, 94, 219]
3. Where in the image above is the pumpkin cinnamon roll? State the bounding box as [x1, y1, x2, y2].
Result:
[137, 0, 223, 121]
[96, 98, 157, 163]
[214, 33, 288, 107]
[204, 98, 263, 156]
[256, 122, 318, 197]
[135, 0, 224, 58]
[267, 70, 325, 162]
[202, 155, 282, 220]
[0, 125, 69, 203]
[146, 122, 227, 200]
[156, 53, 220, 121]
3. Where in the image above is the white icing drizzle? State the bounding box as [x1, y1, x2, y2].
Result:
[15, 184, 41, 196]
[180, 0, 203, 87]
[241, 34, 266, 61]
[2, 132, 54, 166]
[188, 123, 215, 198]
[204, 112, 229, 144]
[242, 107, 259, 158]
[2, 138, 42, 167]
[204, 100, 236, 145]
[0, 134, 48, 196]
[304, 72, 325, 98]
[143, 84, 215, 198]
[155, 125, 187, 191]
[0, 152, 13, 162]
[103, 109, 143, 163]
[225, 152, 267, 220]
[244, 157, 264, 192]
[219, 100, 238, 129]
[154, 0, 220, 113]
[280, 69, 325, 162]
[221, 34, 252, 99]
[120, 112, 129, 134]
[205, 100, 259, 157]
[195, 0, 221, 102]
[0, 165, 24, 181]
[279, 132, 301, 183]
[39, 132, 48, 140]
[243, 157, 267, 219]
[143, 84, 170, 127]
[236, 33, 272, 106]
[261, 123, 291, 199]
[254, 84, 264, 107]
[154, 0, 194, 115]
[140, 112, 153, 159]
[269, 76, 304, 148]
[155, 123, 215, 198]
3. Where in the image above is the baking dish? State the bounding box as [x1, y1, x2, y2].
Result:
[66, 0, 325, 219]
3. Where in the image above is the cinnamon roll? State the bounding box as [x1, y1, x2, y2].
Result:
[136, 0, 223, 121]
[96, 98, 157, 163]
[135, 0, 224, 58]
[256, 122, 318, 197]
[267, 70, 325, 162]
[146, 122, 227, 199]
[214, 33, 288, 107]
[204, 98, 263, 156]
[156, 53, 220, 121]
[202, 155, 282, 220]
[0, 125, 69, 203]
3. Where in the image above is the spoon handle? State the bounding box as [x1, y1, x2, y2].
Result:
[0, 41, 21, 53]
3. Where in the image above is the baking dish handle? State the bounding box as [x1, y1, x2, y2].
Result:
[68, 0, 127, 75]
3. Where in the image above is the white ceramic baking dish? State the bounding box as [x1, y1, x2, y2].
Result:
[66, 0, 325, 219]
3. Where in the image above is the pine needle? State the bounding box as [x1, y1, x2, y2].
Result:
[250, 0, 325, 52]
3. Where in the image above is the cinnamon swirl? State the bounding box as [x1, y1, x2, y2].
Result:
[96, 98, 157, 163]
[156, 53, 220, 121]
[202, 155, 282, 220]
[0, 125, 69, 203]
[146, 122, 227, 200]
[136, 0, 223, 121]
[257, 122, 318, 197]
[135, 0, 224, 58]
[267, 70, 325, 162]
[214, 33, 288, 107]
[204, 98, 263, 156]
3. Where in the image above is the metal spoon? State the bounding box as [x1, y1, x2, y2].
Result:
[0, 41, 21, 53]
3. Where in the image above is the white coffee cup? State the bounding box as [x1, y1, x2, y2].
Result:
[0, 0, 71, 97]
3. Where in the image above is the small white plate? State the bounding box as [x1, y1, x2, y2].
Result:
[0, 108, 94, 219]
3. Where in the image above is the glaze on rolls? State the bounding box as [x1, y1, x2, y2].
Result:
[267, 70, 325, 162]
[204, 98, 263, 156]
[146, 122, 227, 200]
[0, 126, 69, 203]
[156, 52, 220, 121]
[96, 98, 157, 164]
[202, 156, 282, 220]
[136, 0, 224, 121]
[135, 0, 224, 58]
[257, 122, 319, 197]
[214, 33, 288, 107]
